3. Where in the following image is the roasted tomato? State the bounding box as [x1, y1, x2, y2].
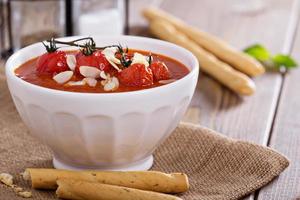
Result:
[118, 63, 153, 87]
[115, 52, 133, 61]
[150, 61, 171, 81]
[75, 50, 111, 74]
[36, 51, 69, 75]
[95, 51, 111, 72]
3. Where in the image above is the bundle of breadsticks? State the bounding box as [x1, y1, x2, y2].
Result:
[22, 168, 189, 200]
[143, 7, 265, 96]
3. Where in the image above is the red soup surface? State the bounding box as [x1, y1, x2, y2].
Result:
[15, 49, 190, 93]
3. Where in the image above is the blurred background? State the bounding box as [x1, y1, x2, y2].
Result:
[0, 0, 268, 59]
[0, 0, 128, 58]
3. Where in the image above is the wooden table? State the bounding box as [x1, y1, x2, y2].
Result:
[128, 0, 300, 199]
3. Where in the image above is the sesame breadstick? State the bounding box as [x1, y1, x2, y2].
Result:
[149, 20, 255, 95]
[143, 7, 265, 76]
[56, 179, 182, 200]
[24, 168, 189, 194]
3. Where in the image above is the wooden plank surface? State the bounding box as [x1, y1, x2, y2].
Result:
[257, 4, 300, 199]
[128, 0, 298, 199]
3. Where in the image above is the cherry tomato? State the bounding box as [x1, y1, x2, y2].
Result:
[95, 51, 111, 72]
[115, 52, 133, 61]
[36, 51, 69, 75]
[150, 61, 171, 81]
[75, 50, 111, 74]
[118, 63, 153, 87]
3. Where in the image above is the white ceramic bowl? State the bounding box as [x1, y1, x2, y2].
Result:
[5, 36, 199, 171]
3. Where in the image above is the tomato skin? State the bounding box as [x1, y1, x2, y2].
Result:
[75, 50, 111, 74]
[118, 63, 153, 87]
[150, 61, 171, 81]
[94, 51, 111, 72]
[36, 51, 69, 75]
[75, 52, 99, 74]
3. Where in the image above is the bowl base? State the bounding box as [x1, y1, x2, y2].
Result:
[53, 155, 154, 171]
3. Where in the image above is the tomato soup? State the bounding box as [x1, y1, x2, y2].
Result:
[15, 49, 190, 93]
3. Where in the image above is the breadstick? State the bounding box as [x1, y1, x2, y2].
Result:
[143, 7, 265, 76]
[149, 20, 255, 95]
[56, 179, 182, 200]
[24, 168, 189, 193]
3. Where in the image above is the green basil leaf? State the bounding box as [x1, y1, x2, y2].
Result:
[272, 54, 298, 69]
[244, 44, 270, 61]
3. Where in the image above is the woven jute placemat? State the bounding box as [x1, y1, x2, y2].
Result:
[0, 70, 289, 200]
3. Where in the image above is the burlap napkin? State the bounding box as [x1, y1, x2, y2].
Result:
[0, 71, 289, 200]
